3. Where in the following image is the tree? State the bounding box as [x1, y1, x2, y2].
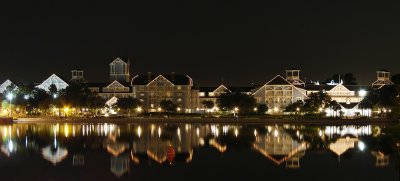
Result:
[116, 97, 140, 116]
[329, 100, 342, 117]
[256, 104, 268, 114]
[201, 100, 214, 110]
[285, 100, 304, 112]
[303, 91, 332, 113]
[86, 95, 106, 116]
[343, 73, 357, 85]
[322, 73, 357, 85]
[160, 100, 178, 113]
[48, 84, 58, 96]
[30, 88, 52, 115]
[391, 74, 400, 85]
[217, 92, 256, 114]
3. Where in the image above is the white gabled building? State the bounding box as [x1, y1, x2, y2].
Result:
[36, 74, 69, 92]
[252, 75, 307, 114]
[0, 79, 18, 94]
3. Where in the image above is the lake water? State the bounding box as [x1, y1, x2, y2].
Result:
[0, 122, 399, 181]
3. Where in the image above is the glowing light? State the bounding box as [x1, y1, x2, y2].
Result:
[137, 126, 142, 138]
[158, 127, 162, 138]
[358, 141, 366, 151]
[273, 107, 279, 112]
[64, 107, 70, 113]
[177, 107, 181, 112]
[296, 107, 300, 111]
[53, 94, 58, 99]
[157, 107, 162, 112]
[234, 107, 239, 112]
[358, 90, 367, 97]
[318, 107, 323, 112]
[24, 95, 29, 100]
[254, 129, 257, 137]
[196, 128, 200, 137]
[234, 128, 239, 137]
[64, 125, 69, 138]
[8, 140, 14, 152]
[105, 113, 109, 117]
[177, 127, 181, 136]
[273, 129, 278, 137]
[253, 107, 258, 112]
[7, 93, 13, 101]
[136, 107, 142, 112]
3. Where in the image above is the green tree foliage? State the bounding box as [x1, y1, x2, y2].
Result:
[217, 92, 256, 114]
[322, 73, 357, 85]
[328, 100, 342, 117]
[59, 83, 91, 108]
[256, 104, 268, 114]
[116, 97, 140, 115]
[201, 100, 214, 109]
[160, 100, 178, 113]
[285, 100, 303, 112]
[391, 74, 400, 85]
[303, 91, 332, 113]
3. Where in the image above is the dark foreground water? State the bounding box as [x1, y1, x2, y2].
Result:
[0, 122, 399, 181]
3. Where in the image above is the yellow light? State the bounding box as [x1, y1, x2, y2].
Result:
[234, 107, 239, 112]
[177, 107, 181, 112]
[296, 107, 300, 111]
[319, 107, 323, 112]
[136, 107, 142, 112]
[64, 107, 70, 113]
[274, 107, 279, 112]
[157, 107, 162, 112]
[253, 107, 258, 112]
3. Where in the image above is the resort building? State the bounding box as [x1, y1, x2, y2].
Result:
[86, 58, 134, 101]
[36, 74, 69, 92]
[372, 70, 394, 89]
[0, 79, 18, 94]
[109, 57, 131, 83]
[131, 72, 198, 113]
[198, 84, 255, 111]
[252, 74, 307, 114]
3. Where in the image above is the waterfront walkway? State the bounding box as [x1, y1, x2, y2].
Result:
[14, 117, 399, 125]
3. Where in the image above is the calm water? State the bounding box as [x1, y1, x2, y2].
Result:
[0, 122, 399, 181]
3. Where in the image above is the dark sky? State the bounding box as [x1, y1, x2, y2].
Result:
[1, 1, 400, 86]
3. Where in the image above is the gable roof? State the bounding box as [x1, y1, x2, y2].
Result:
[266, 75, 292, 85]
[107, 80, 128, 88]
[131, 74, 193, 86]
[109, 57, 128, 65]
[330, 84, 350, 92]
[0, 79, 19, 93]
[36, 74, 69, 91]
[339, 102, 359, 109]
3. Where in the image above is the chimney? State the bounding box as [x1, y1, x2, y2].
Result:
[147, 72, 152, 82]
[171, 72, 175, 81]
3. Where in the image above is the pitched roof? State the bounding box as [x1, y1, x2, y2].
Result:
[131, 74, 192, 85]
[339, 103, 359, 109]
[266, 75, 292, 85]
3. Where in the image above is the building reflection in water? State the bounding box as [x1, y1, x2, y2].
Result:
[0, 123, 394, 177]
[253, 126, 308, 168]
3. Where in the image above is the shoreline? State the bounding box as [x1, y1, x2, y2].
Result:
[13, 117, 400, 125]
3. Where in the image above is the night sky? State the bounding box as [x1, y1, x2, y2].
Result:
[1, 1, 400, 86]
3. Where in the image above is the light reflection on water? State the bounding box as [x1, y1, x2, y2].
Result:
[0, 123, 398, 180]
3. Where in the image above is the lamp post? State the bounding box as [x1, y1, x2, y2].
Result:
[7, 93, 14, 118]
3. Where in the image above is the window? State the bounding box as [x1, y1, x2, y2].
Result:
[140, 93, 144, 97]
[177, 86, 182, 90]
[199, 92, 205, 97]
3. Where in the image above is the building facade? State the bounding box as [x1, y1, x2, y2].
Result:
[252, 75, 307, 114]
[131, 72, 198, 113]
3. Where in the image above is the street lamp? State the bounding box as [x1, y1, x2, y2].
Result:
[233, 107, 239, 117]
[7, 93, 13, 118]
